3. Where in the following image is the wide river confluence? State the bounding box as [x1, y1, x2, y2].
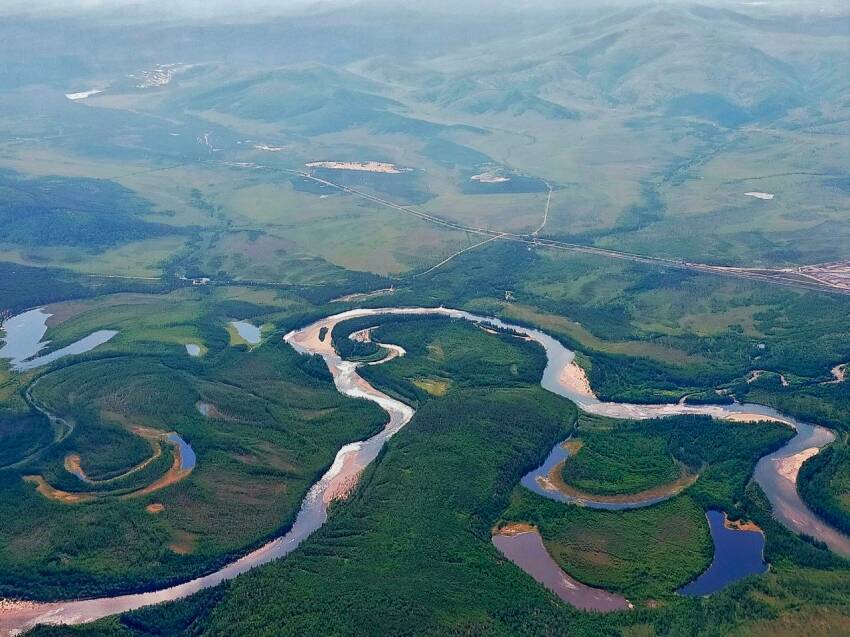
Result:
[1, 306, 847, 635]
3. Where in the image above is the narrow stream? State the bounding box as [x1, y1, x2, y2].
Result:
[2, 306, 847, 635]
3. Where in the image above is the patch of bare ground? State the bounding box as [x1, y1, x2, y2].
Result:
[305, 161, 409, 174]
[146, 503, 165, 514]
[168, 530, 197, 555]
[27, 426, 193, 503]
[494, 522, 536, 537]
[795, 261, 850, 292]
[64, 426, 164, 484]
[559, 360, 596, 400]
[323, 452, 362, 504]
[123, 447, 192, 499]
[471, 171, 510, 183]
[331, 287, 396, 303]
[196, 401, 230, 419]
[825, 363, 847, 384]
[412, 377, 451, 397]
[23, 476, 95, 504]
[0, 599, 37, 612]
[724, 515, 763, 534]
[563, 439, 584, 455]
[724, 413, 792, 425]
[775, 447, 819, 483]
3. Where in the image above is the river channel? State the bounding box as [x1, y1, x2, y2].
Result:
[1, 306, 847, 635]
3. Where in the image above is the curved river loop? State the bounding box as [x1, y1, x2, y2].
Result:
[1, 307, 848, 635]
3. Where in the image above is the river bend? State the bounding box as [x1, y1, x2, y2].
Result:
[1, 306, 847, 635]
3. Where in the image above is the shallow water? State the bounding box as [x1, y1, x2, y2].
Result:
[679, 511, 767, 596]
[520, 440, 674, 510]
[230, 320, 261, 345]
[0, 309, 117, 372]
[492, 530, 631, 612]
[2, 306, 847, 635]
[0, 309, 51, 364]
[168, 434, 196, 471]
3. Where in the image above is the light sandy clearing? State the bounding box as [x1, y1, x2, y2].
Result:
[65, 89, 104, 100]
[470, 171, 510, 183]
[559, 360, 596, 400]
[776, 447, 819, 482]
[305, 161, 409, 174]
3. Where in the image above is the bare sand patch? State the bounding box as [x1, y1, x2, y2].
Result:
[471, 171, 510, 183]
[305, 161, 409, 174]
[27, 425, 192, 503]
[560, 360, 596, 400]
[322, 452, 361, 504]
[196, 401, 228, 419]
[23, 476, 95, 504]
[146, 503, 165, 514]
[494, 522, 536, 537]
[724, 413, 791, 425]
[65, 89, 104, 100]
[0, 598, 37, 612]
[776, 447, 819, 482]
[123, 442, 192, 499]
[747, 370, 765, 384]
[723, 515, 763, 534]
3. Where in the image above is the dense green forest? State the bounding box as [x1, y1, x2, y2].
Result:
[0, 294, 388, 600]
[28, 314, 850, 636]
[559, 414, 792, 503]
[383, 241, 850, 428]
[0, 171, 179, 249]
[799, 442, 850, 537]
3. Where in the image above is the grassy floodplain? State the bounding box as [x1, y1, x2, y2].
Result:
[0, 287, 389, 600]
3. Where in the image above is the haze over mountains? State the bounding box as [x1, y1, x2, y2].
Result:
[1, 0, 847, 272]
[1, 3, 850, 636]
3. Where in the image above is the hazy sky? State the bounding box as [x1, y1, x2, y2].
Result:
[0, 0, 348, 19]
[2, 0, 844, 19]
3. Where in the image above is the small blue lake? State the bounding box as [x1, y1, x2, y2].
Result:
[679, 510, 767, 597]
[1, 308, 117, 371]
[230, 320, 261, 345]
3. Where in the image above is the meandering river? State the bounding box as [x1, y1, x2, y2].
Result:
[1, 306, 847, 635]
